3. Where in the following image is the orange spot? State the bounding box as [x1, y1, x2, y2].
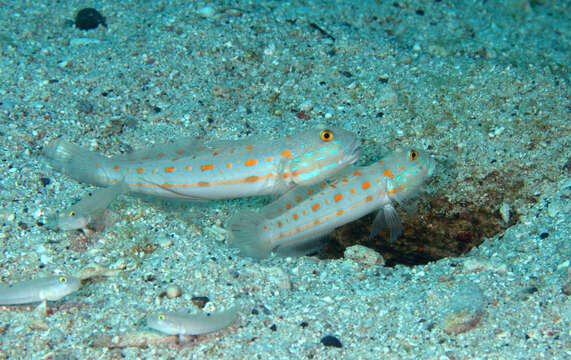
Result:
[293, 214, 299, 220]
[329, 184, 337, 189]
[230, 149, 235, 154]
[365, 196, 374, 202]
[336, 209, 344, 216]
[201, 164, 214, 171]
[389, 188, 397, 194]
[334, 193, 343, 202]
[285, 203, 292, 209]
[245, 176, 259, 182]
[113, 165, 119, 171]
[263, 225, 268, 230]
[362, 181, 371, 190]
[320, 182, 326, 188]
[265, 157, 274, 162]
[185, 165, 192, 171]
[164, 167, 175, 173]
[246, 145, 254, 150]
[312, 203, 320, 211]
[136, 168, 145, 173]
[302, 210, 307, 215]
[94, 163, 100, 168]
[226, 163, 233, 169]
[307, 189, 314, 195]
[280, 149, 291, 158]
[277, 221, 283, 228]
[383, 170, 394, 178]
[197, 181, 210, 186]
[156, 153, 165, 159]
[283, 172, 290, 179]
[212, 152, 219, 156]
[354, 171, 362, 176]
[176, 150, 185, 155]
[377, 160, 384, 164]
[325, 200, 330, 204]
[343, 178, 349, 182]
[350, 188, 356, 194]
[296, 196, 303, 202]
[312, 219, 320, 225]
[141, 156, 150, 161]
[244, 159, 259, 167]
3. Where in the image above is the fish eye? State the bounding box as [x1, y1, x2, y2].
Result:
[409, 150, 418, 161]
[58, 276, 68, 283]
[320, 130, 333, 142]
[68, 211, 75, 217]
[158, 314, 166, 321]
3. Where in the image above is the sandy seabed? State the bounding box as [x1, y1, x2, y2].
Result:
[0, 1, 569, 359]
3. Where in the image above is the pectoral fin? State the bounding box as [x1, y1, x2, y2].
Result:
[369, 205, 403, 242]
[384, 204, 403, 242]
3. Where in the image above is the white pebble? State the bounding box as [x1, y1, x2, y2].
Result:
[197, 6, 216, 18]
[165, 284, 182, 299]
[499, 202, 511, 223]
[344, 245, 385, 266]
[69, 38, 101, 47]
[299, 100, 314, 112]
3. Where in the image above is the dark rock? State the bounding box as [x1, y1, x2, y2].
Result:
[321, 335, 342, 348]
[191, 296, 209, 309]
[75, 8, 106, 31]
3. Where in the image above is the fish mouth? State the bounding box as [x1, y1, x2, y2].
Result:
[347, 139, 362, 164]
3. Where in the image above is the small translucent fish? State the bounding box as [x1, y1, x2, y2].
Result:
[147, 308, 239, 335]
[44, 128, 361, 200]
[57, 180, 128, 232]
[0, 274, 81, 305]
[228, 149, 436, 259]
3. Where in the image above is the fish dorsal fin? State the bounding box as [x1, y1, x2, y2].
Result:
[113, 137, 201, 160]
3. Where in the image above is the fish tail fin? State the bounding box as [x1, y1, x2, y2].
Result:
[44, 139, 109, 186]
[228, 210, 273, 259]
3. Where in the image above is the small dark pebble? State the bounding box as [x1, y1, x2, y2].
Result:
[269, 324, 277, 331]
[251, 308, 259, 315]
[321, 335, 342, 348]
[191, 296, 209, 309]
[416, 9, 425, 16]
[300, 321, 308, 328]
[75, 99, 94, 114]
[523, 286, 538, 294]
[539, 232, 549, 239]
[75, 8, 106, 31]
[39, 177, 50, 187]
[339, 70, 353, 78]
[143, 274, 156, 282]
